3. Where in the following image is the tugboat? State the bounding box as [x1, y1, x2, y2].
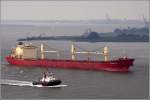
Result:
[32, 71, 61, 86]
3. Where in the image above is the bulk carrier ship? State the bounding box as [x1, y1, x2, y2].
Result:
[6, 42, 134, 72]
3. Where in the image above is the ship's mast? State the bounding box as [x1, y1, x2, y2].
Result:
[71, 43, 76, 60]
[40, 43, 45, 59]
[71, 43, 109, 61]
[103, 46, 108, 61]
[40, 43, 59, 60]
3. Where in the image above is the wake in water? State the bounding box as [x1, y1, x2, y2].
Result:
[1, 62, 8, 65]
[0, 79, 68, 88]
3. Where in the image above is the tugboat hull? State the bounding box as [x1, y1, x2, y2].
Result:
[32, 80, 61, 86]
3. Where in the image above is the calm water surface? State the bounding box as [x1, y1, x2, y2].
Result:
[1, 41, 149, 99]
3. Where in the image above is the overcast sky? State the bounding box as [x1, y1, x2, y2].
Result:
[1, 1, 149, 21]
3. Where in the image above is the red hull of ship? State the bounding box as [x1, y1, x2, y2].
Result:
[6, 56, 134, 72]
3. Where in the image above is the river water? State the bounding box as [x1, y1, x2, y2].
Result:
[1, 41, 149, 99]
